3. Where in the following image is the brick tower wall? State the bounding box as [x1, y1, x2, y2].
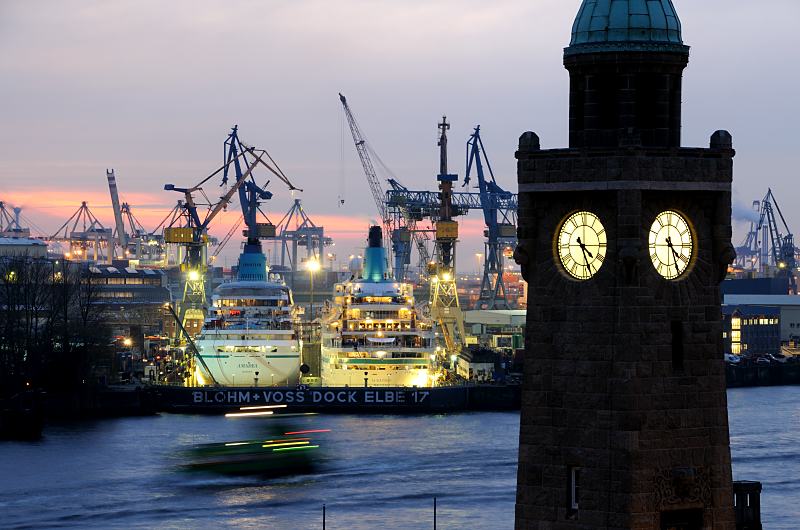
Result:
[514, 137, 737, 529]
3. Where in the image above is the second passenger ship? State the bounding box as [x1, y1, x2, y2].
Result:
[320, 226, 439, 387]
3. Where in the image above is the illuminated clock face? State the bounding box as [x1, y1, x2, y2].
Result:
[557, 211, 607, 280]
[649, 210, 694, 280]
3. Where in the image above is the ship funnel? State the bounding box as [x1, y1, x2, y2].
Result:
[368, 225, 383, 248]
[363, 225, 387, 282]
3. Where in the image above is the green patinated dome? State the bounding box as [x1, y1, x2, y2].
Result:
[567, 0, 686, 54]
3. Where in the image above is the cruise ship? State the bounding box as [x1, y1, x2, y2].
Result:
[320, 226, 439, 387]
[193, 246, 302, 387]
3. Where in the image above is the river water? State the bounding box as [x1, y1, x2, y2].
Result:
[0, 387, 797, 529]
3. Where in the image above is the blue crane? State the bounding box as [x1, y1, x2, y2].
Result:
[340, 93, 429, 282]
[221, 126, 301, 281]
[464, 126, 517, 309]
[735, 189, 798, 293]
[163, 127, 300, 338]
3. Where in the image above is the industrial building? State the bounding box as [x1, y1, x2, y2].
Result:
[464, 309, 525, 351]
[87, 264, 170, 345]
[724, 294, 800, 346]
[0, 238, 48, 259]
[722, 305, 780, 356]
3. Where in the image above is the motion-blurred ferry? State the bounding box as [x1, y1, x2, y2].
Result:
[194, 247, 301, 387]
[320, 226, 439, 387]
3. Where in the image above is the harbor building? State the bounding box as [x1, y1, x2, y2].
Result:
[464, 309, 525, 352]
[0, 237, 48, 259]
[724, 294, 800, 347]
[722, 306, 780, 356]
[514, 1, 736, 528]
[87, 263, 170, 341]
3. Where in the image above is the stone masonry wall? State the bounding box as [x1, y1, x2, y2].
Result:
[514, 136, 736, 529]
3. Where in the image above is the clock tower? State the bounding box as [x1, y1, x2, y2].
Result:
[514, 2, 737, 529]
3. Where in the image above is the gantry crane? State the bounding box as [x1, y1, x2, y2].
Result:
[50, 202, 114, 262]
[384, 134, 519, 307]
[269, 199, 332, 274]
[735, 188, 798, 293]
[0, 202, 30, 238]
[464, 126, 518, 309]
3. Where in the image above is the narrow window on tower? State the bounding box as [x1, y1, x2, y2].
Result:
[568, 467, 580, 513]
[671, 320, 684, 373]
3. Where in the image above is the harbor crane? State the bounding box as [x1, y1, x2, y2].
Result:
[269, 198, 332, 276]
[384, 130, 519, 309]
[106, 169, 166, 265]
[0, 202, 30, 238]
[339, 93, 430, 281]
[428, 117, 467, 356]
[163, 126, 299, 337]
[221, 125, 301, 277]
[464, 126, 517, 309]
[735, 188, 798, 293]
[49, 202, 113, 263]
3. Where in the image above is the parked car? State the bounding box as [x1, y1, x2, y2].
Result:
[769, 353, 788, 364]
[754, 356, 771, 365]
[724, 354, 741, 364]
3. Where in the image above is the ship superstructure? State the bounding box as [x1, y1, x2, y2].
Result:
[320, 226, 439, 387]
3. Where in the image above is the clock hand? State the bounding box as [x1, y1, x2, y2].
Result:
[576, 237, 593, 273]
[576, 237, 594, 258]
[666, 236, 681, 275]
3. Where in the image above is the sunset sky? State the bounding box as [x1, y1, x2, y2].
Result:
[1, 0, 799, 267]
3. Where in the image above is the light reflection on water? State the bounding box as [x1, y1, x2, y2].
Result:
[0, 388, 797, 529]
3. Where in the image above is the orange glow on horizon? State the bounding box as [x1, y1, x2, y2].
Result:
[3, 189, 491, 243]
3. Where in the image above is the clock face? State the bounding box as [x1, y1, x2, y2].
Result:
[649, 210, 694, 280]
[557, 211, 607, 280]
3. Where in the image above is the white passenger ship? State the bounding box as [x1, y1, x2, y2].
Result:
[320, 226, 439, 387]
[193, 247, 301, 387]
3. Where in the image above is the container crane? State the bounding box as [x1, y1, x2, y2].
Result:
[0, 202, 30, 238]
[49, 202, 113, 262]
[464, 126, 517, 309]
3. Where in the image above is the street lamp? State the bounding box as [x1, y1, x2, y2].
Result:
[306, 258, 321, 321]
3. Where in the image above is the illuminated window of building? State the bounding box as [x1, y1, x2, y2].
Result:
[731, 317, 741, 354]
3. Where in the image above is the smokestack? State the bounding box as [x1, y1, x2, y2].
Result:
[368, 225, 383, 248]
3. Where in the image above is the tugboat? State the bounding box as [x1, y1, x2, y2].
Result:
[320, 226, 439, 387]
